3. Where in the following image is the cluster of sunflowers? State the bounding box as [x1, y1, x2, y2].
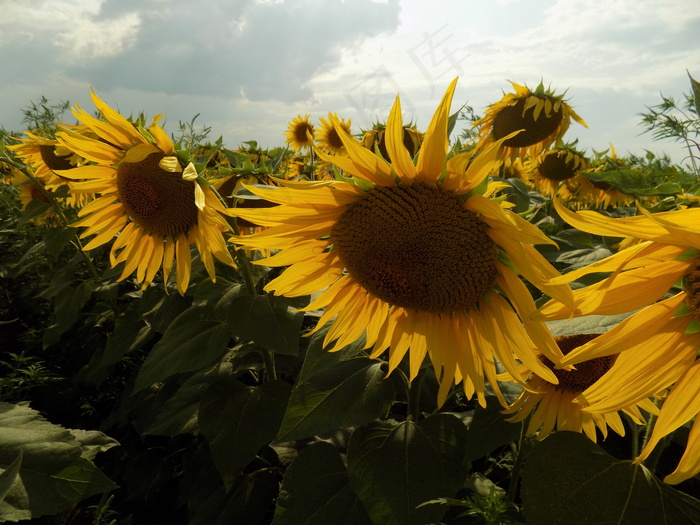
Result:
[4, 77, 700, 488]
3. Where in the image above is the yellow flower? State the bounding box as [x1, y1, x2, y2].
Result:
[473, 81, 587, 161]
[229, 79, 574, 407]
[568, 146, 634, 209]
[316, 114, 352, 155]
[7, 130, 92, 207]
[503, 333, 657, 442]
[537, 199, 700, 484]
[284, 115, 315, 151]
[55, 90, 236, 294]
[10, 171, 54, 224]
[525, 146, 588, 199]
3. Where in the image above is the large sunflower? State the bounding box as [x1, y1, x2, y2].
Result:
[284, 115, 315, 152]
[536, 200, 700, 484]
[229, 79, 574, 407]
[55, 90, 236, 294]
[473, 81, 587, 161]
[362, 122, 423, 160]
[503, 333, 657, 442]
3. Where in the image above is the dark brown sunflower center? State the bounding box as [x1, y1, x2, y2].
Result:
[537, 152, 579, 181]
[541, 334, 615, 393]
[116, 152, 199, 237]
[491, 96, 563, 148]
[684, 258, 700, 321]
[30, 184, 50, 203]
[331, 183, 498, 313]
[327, 128, 344, 150]
[38, 145, 74, 176]
[294, 122, 314, 143]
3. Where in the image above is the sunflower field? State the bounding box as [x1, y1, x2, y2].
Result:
[1, 73, 700, 524]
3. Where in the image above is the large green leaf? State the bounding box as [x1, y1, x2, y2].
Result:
[460, 397, 523, 463]
[297, 322, 367, 383]
[227, 294, 305, 356]
[199, 378, 291, 490]
[521, 431, 700, 525]
[133, 305, 231, 392]
[273, 442, 372, 525]
[276, 359, 395, 442]
[0, 402, 117, 522]
[347, 414, 468, 525]
[42, 281, 93, 348]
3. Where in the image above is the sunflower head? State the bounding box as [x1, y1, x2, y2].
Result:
[526, 143, 588, 199]
[316, 114, 352, 156]
[474, 81, 587, 160]
[361, 121, 423, 160]
[7, 131, 84, 188]
[284, 115, 315, 151]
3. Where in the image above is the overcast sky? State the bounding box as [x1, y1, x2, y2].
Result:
[2, 0, 699, 166]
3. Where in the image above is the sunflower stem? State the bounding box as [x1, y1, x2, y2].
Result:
[407, 368, 426, 421]
[640, 397, 667, 474]
[5, 156, 101, 281]
[506, 421, 527, 503]
[261, 347, 277, 382]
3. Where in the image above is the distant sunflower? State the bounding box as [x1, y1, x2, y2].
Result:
[503, 333, 657, 442]
[536, 200, 700, 484]
[229, 79, 574, 407]
[7, 131, 91, 206]
[211, 172, 278, 232]
[362, 122, 423, 160]
[473, 81, 587, 161]
[55, 90, 236, 294]
[570, 147, 634, 209]
[284, 115, 315, 151]
[316, 114, 352, 155]
[11, 171, 54, 223]
[525, 145, 588, 199]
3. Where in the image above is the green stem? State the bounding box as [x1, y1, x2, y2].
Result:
[4, 155, 101, 281]
[507, 421, 527, 503]
[641, 397, 670, 474]
[407, 368, 426, 421]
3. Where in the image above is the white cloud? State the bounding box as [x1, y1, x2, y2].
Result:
[54, 12, 141, 62]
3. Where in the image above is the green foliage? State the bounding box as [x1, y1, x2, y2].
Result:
[522, 432, 700, 525]
[19, 96, 70, 137]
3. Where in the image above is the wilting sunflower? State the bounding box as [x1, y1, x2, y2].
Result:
[55, 90, 236, 294]
[525, 144, 588, 200]
[536, 200, 700, 484]
[362, 122, 423, 160]
[503, 333, 657, 442]
[284, 115, 315, 152]
[316, 114, 352, 155]
[7, 131, 91, 207]
[473, 81, 587, 161]
[229, 79, 574, 407]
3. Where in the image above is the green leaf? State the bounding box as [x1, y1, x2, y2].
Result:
[461, 397, 523, 462]
[42, 281, 93, 348]
[42, 227, 75, 259]
[78, 310, 154, 385]
[689, 70, 700, 117]
[347, 414, 469, 525]
[0, 402, 117, 521]
[199, 378, 291, 490]
[521, 431, 700, 525]
[0, 453, 22, 503]
[545, 312, 636, 337]
[273, 442, 372, 525]
[276, 360, 395, 442]
[133, 307, 231, 392]
[298, 322, 367, 383]
[227, 294, 305, 356]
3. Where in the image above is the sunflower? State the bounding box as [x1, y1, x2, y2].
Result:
[7, 130, 92, 207]
[473, 81, 587, 161]
[211, 172, 278, 232]
[10, 171, 54, 224]
[55, 89, 236, 294]
[362, 122, 423, 160]
[316, 114, 352, 156]
[525, 144, 588, 200]
[228, 79, 574, 407]
[284, 115, 315, 152]
[536, 200, 700, 484]
[503, 333, 657, 442]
